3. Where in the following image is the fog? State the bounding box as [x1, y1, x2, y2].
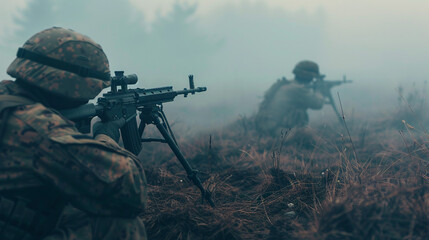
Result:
[0, 0, 428, 129]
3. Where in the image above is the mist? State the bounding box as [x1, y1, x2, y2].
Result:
[1, 0, 428, 130]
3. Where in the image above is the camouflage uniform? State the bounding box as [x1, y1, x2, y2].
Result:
[0, 27, 147, 240]
[255, 61, 325, 136]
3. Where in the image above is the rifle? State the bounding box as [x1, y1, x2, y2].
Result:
[309, 75, 352, 123]
[60, 71, 215, 207]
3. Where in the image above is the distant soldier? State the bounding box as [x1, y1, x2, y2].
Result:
[0, 27, 147, 240]
[255, 60, 325, 136]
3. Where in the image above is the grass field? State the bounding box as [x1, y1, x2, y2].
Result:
[138, 99, 429, 240]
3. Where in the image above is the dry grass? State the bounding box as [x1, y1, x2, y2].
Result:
[138, 107, 429, 240]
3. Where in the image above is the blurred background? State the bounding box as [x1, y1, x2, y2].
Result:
[0, 0, 428, 130]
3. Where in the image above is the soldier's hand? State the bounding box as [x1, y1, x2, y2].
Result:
[92, 118, 126, 143]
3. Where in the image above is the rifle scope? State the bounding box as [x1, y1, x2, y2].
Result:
[111, 71, 138, 92]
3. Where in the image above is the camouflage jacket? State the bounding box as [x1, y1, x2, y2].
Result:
[256, 80, 324, 134]
[0, 80, 147, 217]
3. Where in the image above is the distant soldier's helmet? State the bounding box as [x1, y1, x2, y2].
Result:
[292, 60, 321, 79]
[7, 27, 110, 102]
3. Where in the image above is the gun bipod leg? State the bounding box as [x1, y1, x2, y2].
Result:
[138, 121, 146, 137]
[151, 113, 215, 207]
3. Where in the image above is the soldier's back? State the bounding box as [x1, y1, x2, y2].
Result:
[255, 80, 323, 135]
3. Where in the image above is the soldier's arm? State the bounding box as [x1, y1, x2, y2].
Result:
[12, 103, 147, 217]
[285, 84, 325, 110]
[305, 89, 324, 110]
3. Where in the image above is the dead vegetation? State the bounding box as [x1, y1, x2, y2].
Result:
[138, 100, 429, 239]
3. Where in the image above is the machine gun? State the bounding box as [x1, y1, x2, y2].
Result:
[60, 71, 214, 207]
[309, 75, 352, 123]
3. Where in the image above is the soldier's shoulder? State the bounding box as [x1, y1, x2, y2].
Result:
[0, 80, 16, 95]
[278, 80, 301, 90]
[13, 103, 77, 137]
[265, 77, 290, 94]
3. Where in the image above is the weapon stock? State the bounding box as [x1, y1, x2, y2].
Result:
[60, 71, 214, 207]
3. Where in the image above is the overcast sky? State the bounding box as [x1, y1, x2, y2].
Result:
[0, 0, 428, 127]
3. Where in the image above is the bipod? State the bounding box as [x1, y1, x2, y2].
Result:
[138, 105, 215, 207]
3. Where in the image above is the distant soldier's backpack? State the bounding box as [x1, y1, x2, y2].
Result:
[258, 77, 290, 110]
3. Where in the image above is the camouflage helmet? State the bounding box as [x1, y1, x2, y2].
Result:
[292, 60, 321, 79]
[7, 27, 110, 102]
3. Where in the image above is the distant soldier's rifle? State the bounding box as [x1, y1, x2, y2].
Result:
[309, 75, 352, 123]
[60, 71, 215, 207]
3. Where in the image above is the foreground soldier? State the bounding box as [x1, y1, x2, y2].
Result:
[0, 27, 147, 240]
[255, 60, 325, 136]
